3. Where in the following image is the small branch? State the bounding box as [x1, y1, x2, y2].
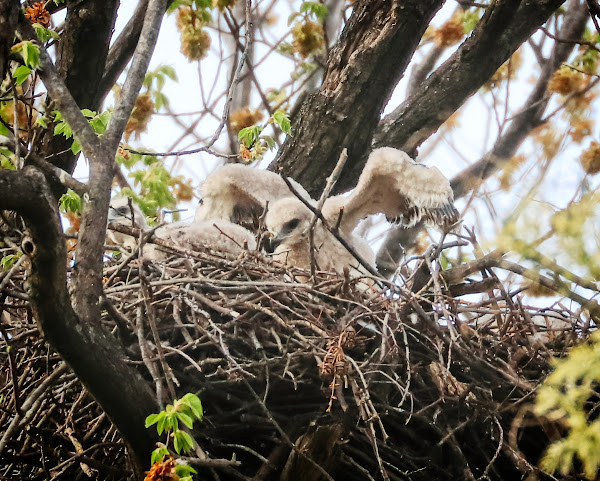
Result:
[202, 0, 254, 151]
[103, 0, 168, 151]
[0, 311, 23, 415]
[498, 259, 600, 321]
[282, 176, 383, 284]
[0, 134, 87, 195]
[0, 363, 69, 455]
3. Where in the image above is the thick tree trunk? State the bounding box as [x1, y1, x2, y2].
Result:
[39, 0, 119, 175]
[271, 0, 445, 197]
[0, 167, 159, 473]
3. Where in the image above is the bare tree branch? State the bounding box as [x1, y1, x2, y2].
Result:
[69, 0, 167, 338]
[98, 0, 150, 102]
[375, 0, 588, 275]
[39, 0, 119, 174]
[0, 134, 88, 195]
[450, 0, 589, 198]
[104, 0, 168, 151]
[373, 0, 567, 154]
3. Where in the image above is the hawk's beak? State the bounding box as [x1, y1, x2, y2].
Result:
[264, 232, 282, 254]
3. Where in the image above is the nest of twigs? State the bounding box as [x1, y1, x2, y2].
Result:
[0, 221, 590, 480]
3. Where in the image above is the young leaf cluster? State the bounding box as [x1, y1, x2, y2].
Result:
[237, 110, 292, 162]
[40, 109, 111, 155]
[0, 252, 22, 271]
[535, 332, 600, 478]
[59, 189, 83, 215]
[145, 393, 203, 456]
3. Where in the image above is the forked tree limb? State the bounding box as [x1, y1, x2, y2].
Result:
[271, 0, 445, 197]
[0, 167, 160, 472]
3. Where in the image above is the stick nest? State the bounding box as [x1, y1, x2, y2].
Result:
[0, 231, 590, 480]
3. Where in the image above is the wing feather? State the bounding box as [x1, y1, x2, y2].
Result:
[195, 164, 312, 229]
[325, 147, 459, 232]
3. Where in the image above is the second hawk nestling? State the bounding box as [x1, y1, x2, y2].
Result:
[265, 147, 459, 276]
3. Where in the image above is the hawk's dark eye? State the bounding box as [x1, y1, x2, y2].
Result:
[282, 218, 300, 233]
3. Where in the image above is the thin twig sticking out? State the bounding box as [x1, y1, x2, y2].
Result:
[281, 178, 384, 287]
[307, 148, 348, 278]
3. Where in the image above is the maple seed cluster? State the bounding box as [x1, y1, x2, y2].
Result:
[229, 107, 264, 134]
[548, 65, 586, 95]
[176, 6, 211, 61]
[25, 2, 51, 28]
[125, 93, 156, 140]
[213, 0, 237, 11]
[580, 141, 600, 175]
[291, 20, 325, 58]
[434, 13, 464, 47]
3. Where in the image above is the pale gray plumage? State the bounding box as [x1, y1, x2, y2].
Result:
[107, 196, 256, 257]
[265, 147, 459, 275]
[146, 219, 257, 261]
[195, 163, 312, 229]
[107, 196, 148, 249]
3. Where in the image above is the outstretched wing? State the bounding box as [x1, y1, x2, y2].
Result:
[195, 164, 311, 230]
[325, 147, 459, 233]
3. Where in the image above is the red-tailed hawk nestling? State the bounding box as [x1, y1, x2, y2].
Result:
[107, 196, 149, 250]
[265, 147, 459, 275]
[107, 197, 256, 257]
[149, 220, 257, 259]
[195, 163, 312, 230]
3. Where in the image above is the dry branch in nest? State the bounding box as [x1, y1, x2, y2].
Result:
[0, 219, 592, 481]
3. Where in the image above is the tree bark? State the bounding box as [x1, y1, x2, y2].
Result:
[0, 167, 159, 472]
[271, 0, 445, 197]
[0, 0, 18, 81]
[39, 0, 119, 174]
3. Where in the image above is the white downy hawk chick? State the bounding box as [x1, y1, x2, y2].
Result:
[106, 196, 149, 250]
[195, 163, 312, 231]
[264, 147, 459, 276]
[107, 196, 256, 257]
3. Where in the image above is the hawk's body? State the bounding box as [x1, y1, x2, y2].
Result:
[265, 148, 459, 275]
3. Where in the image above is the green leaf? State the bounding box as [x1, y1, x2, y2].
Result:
[13, 65, 32, 85]
[173, 430, 194, 454]
[176, 412, 195, 429]
[35, 116, 48, 128]
[1, 253, 21, 271]
[0, 122, 10, 136]
[264, 136, 275, 150]
[0, 152, 16, 170]
[181, 393, 203, 420]
[59, 189, 82, 214]
[70, 139, 81, 155]
[150, 446, 170, 465]
[175, 464, 197, 478]
[272, 110, 291, 135]
[155, 92, 169, 111]
[300, 2, 328, 22]
[238, 125, 263, 148]
[159, 65, 178, 81]
[145, 412, 161, 428]
[33, 24, 59, 43]
[12, 41, 41, 69]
